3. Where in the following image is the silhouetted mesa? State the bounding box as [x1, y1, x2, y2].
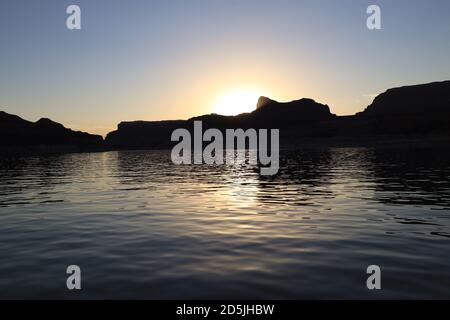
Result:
[353, 80, 450, 137]
[106, 120, 186, 149]
[106, 97, 336, 149]
[2, 80, 450, 152]
[362, 81, 450, 117]
[105, 81, 450, 149]
[0, 111, 103, 152]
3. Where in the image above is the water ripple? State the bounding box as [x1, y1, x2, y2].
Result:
[0, 148, 450, 298]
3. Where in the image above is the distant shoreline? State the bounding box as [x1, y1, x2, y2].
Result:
[2, 136, 450, 157]
[2, 80, 450, 153]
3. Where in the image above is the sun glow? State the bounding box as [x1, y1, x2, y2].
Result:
[212, 89, 261, 116]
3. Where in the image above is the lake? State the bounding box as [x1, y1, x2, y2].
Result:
[0, 147, 449, 299]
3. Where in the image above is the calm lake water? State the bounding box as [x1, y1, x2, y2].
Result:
[0, 148, 449, 299]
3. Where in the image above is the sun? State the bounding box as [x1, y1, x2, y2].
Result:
[212, 89, 261, 116]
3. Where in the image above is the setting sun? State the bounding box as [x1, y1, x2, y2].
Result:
[212, 89, 262, 116]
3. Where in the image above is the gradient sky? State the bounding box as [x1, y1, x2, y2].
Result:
[1, 0, 450, 135]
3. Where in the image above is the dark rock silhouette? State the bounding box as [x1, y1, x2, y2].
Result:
[106, 80, 450, 149]
[350, 80, 450, 138]
[106, 97, 336, 149]
[0, 111, 103, 152]
[362, 80, 450, 118]
[2, 80, 450, 152]
[256, 96, 276, 109]
[106, 120, 186, 149]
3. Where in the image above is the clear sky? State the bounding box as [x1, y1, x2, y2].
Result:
[1, 0, 449, 135]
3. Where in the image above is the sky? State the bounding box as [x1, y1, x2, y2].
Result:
[0, 0, 449, 136]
